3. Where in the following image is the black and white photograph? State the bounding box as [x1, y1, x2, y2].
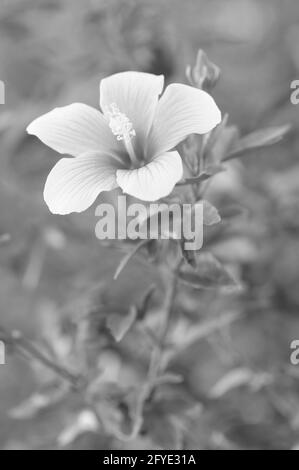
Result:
[0, 0, 298, 454]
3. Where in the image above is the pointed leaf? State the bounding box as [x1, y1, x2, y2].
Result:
[113, 239, 149, 280]
[178, 252, 240, 290]
[106, 306, 137, 342]
[224, 124, 291, 161]
[177, 165, 223, 186]
[201, 200, 221, 226]
[58, 410, 99, 447]
[9, 386, 67, 420]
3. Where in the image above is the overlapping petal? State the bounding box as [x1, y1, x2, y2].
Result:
[27, 103, 121, 157]
[27, 71, 223, 211]
[116, 151, 183, 201]
[100, 71, 164, 155]
[44, 152, 122, 214]
[147, 84, 221, 158]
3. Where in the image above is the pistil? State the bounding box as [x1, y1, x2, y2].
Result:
[105, 103, 138, 166]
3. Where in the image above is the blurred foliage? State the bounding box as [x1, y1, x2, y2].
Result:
[0, 0, 299, 451]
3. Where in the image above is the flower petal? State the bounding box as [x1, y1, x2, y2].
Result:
[147, 84, 221, 158]
[116, 151, 183, 201]
[100, 71, 164, 155]
[27, 103, 121, 157]
[44, 152, 121, 214]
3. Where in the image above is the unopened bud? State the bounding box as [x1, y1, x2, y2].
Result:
[186, 50, 220, 91]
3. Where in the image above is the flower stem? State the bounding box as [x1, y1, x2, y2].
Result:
[149, 259, 181, 379]
[114, 256, 182, 442]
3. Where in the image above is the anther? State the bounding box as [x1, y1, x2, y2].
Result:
[105, 103, 138, 165]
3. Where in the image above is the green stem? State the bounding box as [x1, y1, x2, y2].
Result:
[0, 327, 83, 389]
[115, 258, 182, 442]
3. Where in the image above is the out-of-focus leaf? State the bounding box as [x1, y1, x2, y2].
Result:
[143, 409, 182, 450]
[205, 115, 239, 163]
[154, 388, 201, 416]
[121, 435, 160, 450]
[9, 394, 50, 419]
[136, 284, 156, 320]
[177, 172, 212, 186]
[95, 401, 124, 438]
[181, 201, 220, 265]
[57, 410, 99, 447]
[266, 165, 299, 199]
[224, 124, 291, 161]
[106, 306, 137, 342]
[113, 240, 149, 280]
[212, 237, 257, 264]
[169, 312, 241, 358]
[209, 368, 253, 398]
[201, 200, 221, 226]
[209, 368, 273, 398]
[144, 391, 201, 449]
[9, 386, 68, 419]
[220, 204, 248, 220]
[152, 373, 184, 387]
[178, 252, 240, 290]
[0, 233, 11, 245]
[180, 245, 197, 268]
[177, 165, 223, 186]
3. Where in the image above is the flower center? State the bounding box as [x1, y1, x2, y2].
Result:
[106, 103, 135, 141]
[105, 103, 138, 166]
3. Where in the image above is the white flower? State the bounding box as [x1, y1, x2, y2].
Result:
[27, 71, 221, 214]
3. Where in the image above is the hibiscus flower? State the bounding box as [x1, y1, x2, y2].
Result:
[27, 71, 221, 214]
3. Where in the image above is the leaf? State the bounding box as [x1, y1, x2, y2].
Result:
[170, 312, 241, 356]
[178, 252, 240, 290]
[181, 201, 220, 265]
[177, 165, 223, 186]
[143, 409, 182, 450]
[152, 373, 184, 387]
[57, 410, 99, 447]
[201, 200, 221, 226]
[224, 124, 291, 161]
[113, 239, 149, 280]
[9, 394, 50, 420]
[0, 233, 10, 245]
[209, 368, 253, 398]
[106, 306, 137, 342]
[212, 237, 257, 263]
[205, 116, 239, 163]
[209, 368, 273, 398]
[180, 244, 197, 268]
[137, 284, 156, 320]
[177, 172, 211, 186]
[219, 204, 248, 220]
[9, 386, 67, 419]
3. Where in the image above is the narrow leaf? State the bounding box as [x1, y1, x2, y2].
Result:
[177, 165, 223, 186]
[113, 239, 149, 280]
[179, 252, 240, 290]
[201, 200, 221, 226]
[106, 306, 137, 342]
[224, 124, 291, 161]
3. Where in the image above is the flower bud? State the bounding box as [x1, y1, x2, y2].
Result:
[186, 49, 220, 91]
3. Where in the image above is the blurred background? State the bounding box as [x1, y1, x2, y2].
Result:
[0, 0, 299, 450]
